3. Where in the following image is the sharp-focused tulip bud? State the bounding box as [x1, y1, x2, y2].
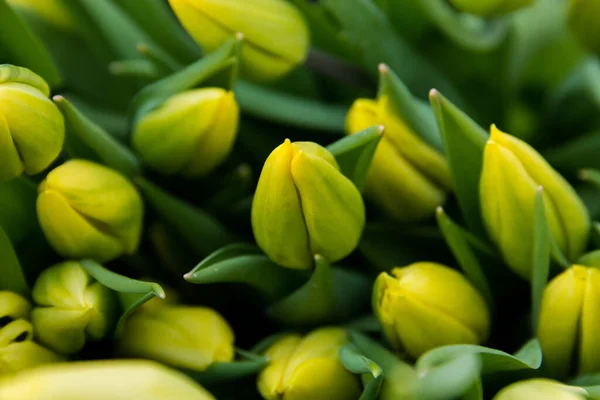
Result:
[568, 0, 600, 54]
[7, 0, 76, 31]
[346, 97, 451, 222]
[449, 0, 533, 16]
[37, 160, 144, 262]
[373, 262, 490, 359]
[30, 261, 117, 355]
[168, 0, 309, 81]
[0, 360, 216, 400]
[480, 125, 590, 280]
[538, 265, 600, 377]
[132, 88, 239, 177]
[493, 379, 587, 400]
[257, 327, 361, 400]
[252, 139, 365, 269]
[0, 65, 65, 181]
[118, 305, 235, 370]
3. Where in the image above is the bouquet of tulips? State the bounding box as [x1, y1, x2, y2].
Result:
[2, 0, 600, 398]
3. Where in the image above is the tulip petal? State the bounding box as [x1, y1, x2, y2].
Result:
[84, 282, 117, 340]
[579, 267, 600, 374]
[0, 111, 23, 180]
[31, 307, 92, 354]
[257, 335, 302, 400]
[285, 358, 361, 400]
[0, 341, 63, 374]
[32, 261, 90, 309]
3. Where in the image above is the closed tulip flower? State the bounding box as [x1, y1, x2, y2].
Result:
[252, 139, 365, 269]
[346, 96, 451, 222]
[538, 265, 600, 377]
[0, 65, 64, 181]
[168, 0, 309, 81]
[257, 327, 361, 400]
[373, 262, 490, 359]
[0, 360, 216, 400]
[118, 305, 235, 370]
[37, 160, 144, 263]
[31, 261, 117, 355]
[449, 0, 533, 16]
[132, 88, 239, 177]
[480, 125, 590, 280]
[493, 379, 587, 400]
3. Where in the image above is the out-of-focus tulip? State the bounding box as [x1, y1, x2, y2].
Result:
[346, 96, 451, 222]
[37, 160, 144, 263]
[257, 327, 361, 400]
[30, 261, 117, 355]
[118, 305, 234, 370]
[0, 360, 216, 400]
[373, 262, 490, 359]
[568, 0, 600, 54]
[480, 125, 589, 280]
[7, 0, 76, 31]
[168, 0, 309, 81]
[0, 65, 64, 181]
[132, 88, 239, 177]
[493, 379, 587, 400]
[252, 139, 365, 269]
[449, 0, 533, 17]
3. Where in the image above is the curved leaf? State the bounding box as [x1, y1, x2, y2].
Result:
[339, 343, 383, 400]
[0, 225, 28, 295]
[183, 349, 268, 386]
[417, 353, 481, 400]
[531, 188, 551, 332]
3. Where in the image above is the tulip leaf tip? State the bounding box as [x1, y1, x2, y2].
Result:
[378, 63, 389, 74]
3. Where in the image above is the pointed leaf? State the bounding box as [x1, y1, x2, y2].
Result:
[339, 343, 383, 400]
[531, 188, 551, 332]
[183, 349, 268, 386]
[429, 89, 489, 235]
[326, 125, 383, 189]
[109, 59, 161, 80]
[417, 353, 481, 400]
[0, 225, 29, 295]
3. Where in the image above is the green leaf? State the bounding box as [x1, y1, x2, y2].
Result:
[429, 89, 489, 235]
[136, 177, 235, 257]
[462, 379, 484, 400]
[578, 250, 600, 267]
[0, 0, 61, 87]
[417, 353, 481, 400]
[0, 225, 29, 296]
[326, 125, 382, 190]
[531, 188, 551, 332]
[339, 343, 383, 400]
[581, 169, 600, 188]
[54, 95, 141, 178]
[0, 177, 37, 245]
[436, 207, 494, 309]
[136, 43, 182, 75]
[109, 59, 161, 81]
[80, 259, 165, 335]
[183, 349, 268, 386]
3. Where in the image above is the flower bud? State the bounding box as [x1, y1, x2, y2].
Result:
[449, 0, 533, 16]
[257, 327, 361, 400]
[346, 97, 451, 222]
[0, 360, 216, 400]
[252, 139, 365, 269]
[132, 88, 239, 177]
[568, 0, 600, 54]
[7, 0, 76, 31]
[480, 125, 590, 280]
[30, 261, 117, 355]
[373, 262, 490, 359]
[37, 160, 144, 262]
[168, 0, 309, 81]
[118, 305, 234, 370]
[0, 65, 65, 181]
[538, 265, 600, 377]
[493, 379, 587, 400]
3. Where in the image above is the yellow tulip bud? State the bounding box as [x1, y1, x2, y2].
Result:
[568, 0, 600, 54]
[257, 327, 361, 400]
[346, 97, 451, 222]
[0, 65, 65, 181]
[118, 305, 235, 370]
[0, 291, 30, 322]
[168, 0, 309, 81]
[0, 360, 216, 400]
[132, 88, 239, 177]
[449, 0, 533, 16]
[373, 262, 490, 359]
[31, 261, 117, 355]
[480, 125, 590, 280]
[7, 0, 76, 31]
[493, 379, 587, 400]
[252, 139, 365, 269]
[37, 160, 144, 262]
[538, 265, 600, 377]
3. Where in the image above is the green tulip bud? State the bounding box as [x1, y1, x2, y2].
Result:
[493, 379, 587, 400]
[373, 262, 490, 359]
[480, 125, 589, 280]
[37, 160, 144, 263]
[168, 0, 309, 81]
[0, 360, 216, 400]
[132, 88, 239, 177]
[118, 305, 235, 370]
[7, 0, 76, 31]
[449, 0, 533, 16]
[346, 97, 451, 222]
[257, 327, 361, 400]
[538, 265, 600, 377]
[30, 261, 117, 355]
[252, 139, 365, 269]
[0, 65, 65, 181]
[568, 0, 600, 54]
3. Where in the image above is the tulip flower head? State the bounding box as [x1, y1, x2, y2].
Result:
[373, 262, 490, 359]
[493, 379, 587, 400]
[252, 139, 365, 269]
[257, 327, 361, 400]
